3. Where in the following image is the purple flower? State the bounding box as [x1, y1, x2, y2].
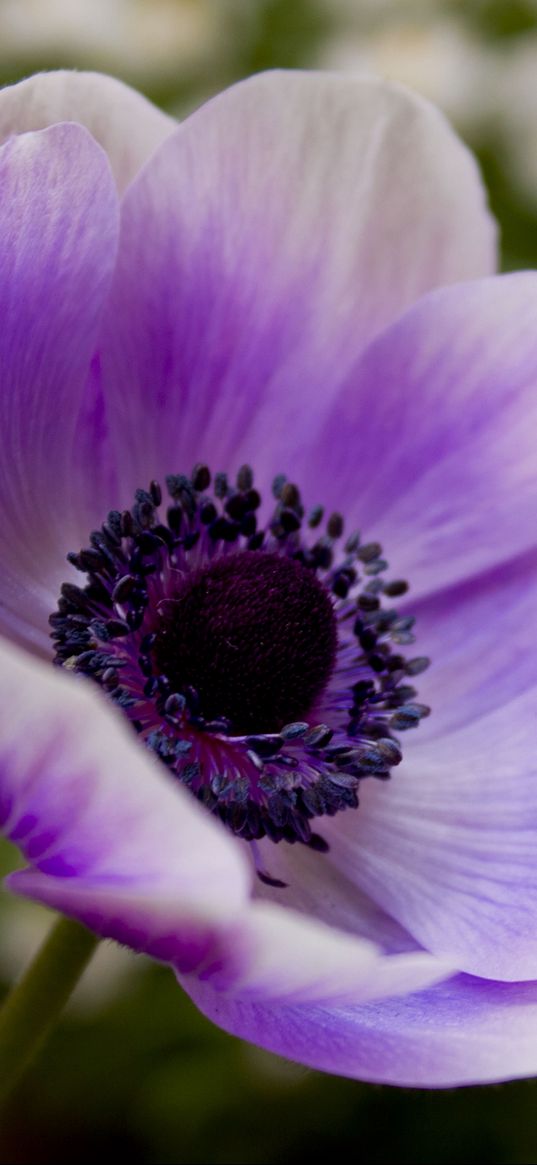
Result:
[0, 68, 536, 1089]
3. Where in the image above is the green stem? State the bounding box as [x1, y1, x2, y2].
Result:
[0, 915, 99, 1107]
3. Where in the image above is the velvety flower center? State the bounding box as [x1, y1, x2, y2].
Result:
[152, 553, 337, 735]
[50, 464, 430, 868]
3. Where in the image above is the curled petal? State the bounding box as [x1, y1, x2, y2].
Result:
[178, 901, 452, 1006]
[12, 878, 451, 1006]
[0, 639, 451, 1001]
[0, 637, 453, 1000]
[0, 637, 250, 961]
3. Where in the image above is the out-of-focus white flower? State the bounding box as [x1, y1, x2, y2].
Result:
[484, 33, 537, 202]
[318, 3, 537, 207]
[318, 12, 494, 132]
[0, 0, 225, 83]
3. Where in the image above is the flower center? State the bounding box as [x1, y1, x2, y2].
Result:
[49, 464, 430, 864]
[152, 553, 337, 735]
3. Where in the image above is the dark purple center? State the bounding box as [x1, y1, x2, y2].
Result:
[50, 467, 432, 858]
[151, 551, 337, 734]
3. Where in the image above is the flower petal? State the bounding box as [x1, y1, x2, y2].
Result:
[298, 273, 537, 599]
[0, 637, 250, 962]
[0, 124, 119, 654]
[238, 554, 537, 985]
[253, 835, 421, 954]
[323, 685, 537, 981]
[98, 70, 495, 494]
[181, 900, 452, 1006]
[2, 637, 451, 999]
[0, 70, 175, 192]
[183, 972, 537, 1087]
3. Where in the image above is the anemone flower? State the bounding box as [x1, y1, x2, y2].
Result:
[0, 68, 536, 1090]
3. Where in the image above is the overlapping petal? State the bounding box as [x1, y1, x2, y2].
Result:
[0, 123, 119, 655]
[407, 547, 537, 738]
[322, 684, 537, 981]
[296, 273, 537, 599]
[0, 70, 175, 191]
[97, 70, 495, 496]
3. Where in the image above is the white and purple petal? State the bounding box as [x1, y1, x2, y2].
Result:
[97, 70, 496, 497]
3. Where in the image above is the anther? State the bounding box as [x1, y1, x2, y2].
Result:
[280, 482, 300, 509]
[236, 464, 254, 491]
[384, 579, 409, 597]
[272, 473, 287, 498]
[191, 463, 211, 491]
[308, 505, 324, 528]
[327, 512, 344, 539]
[357, 542, 383, 563]
[214, 472, 229, 498]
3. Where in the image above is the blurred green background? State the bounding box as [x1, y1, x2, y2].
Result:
[1, 1, 537, 1161]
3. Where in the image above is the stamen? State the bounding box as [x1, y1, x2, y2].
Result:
[49, 465, 430, 852]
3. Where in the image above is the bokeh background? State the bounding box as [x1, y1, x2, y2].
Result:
[1, 1, 537, 1161]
